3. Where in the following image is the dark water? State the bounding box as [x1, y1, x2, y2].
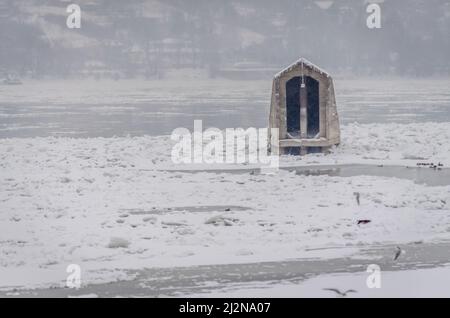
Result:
[166, 164, 450, 187]
[291, 164, 450, 187]
[0, 78, 449, 138]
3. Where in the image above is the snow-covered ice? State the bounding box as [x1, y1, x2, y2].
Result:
[1, 121, 450, 290]
[1, 79, 450, 295]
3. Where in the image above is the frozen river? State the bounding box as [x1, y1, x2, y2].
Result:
[0, 78, 449, 138]
[3, 241, 450, 297]
[1, 78, 450, 296]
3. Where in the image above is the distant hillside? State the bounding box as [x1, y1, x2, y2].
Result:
[0, 0, 449, 78]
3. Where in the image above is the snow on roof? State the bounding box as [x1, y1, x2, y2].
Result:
[274, 58, 330, 79]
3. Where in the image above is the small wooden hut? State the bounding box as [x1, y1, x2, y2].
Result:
[269, 58, 340, 155]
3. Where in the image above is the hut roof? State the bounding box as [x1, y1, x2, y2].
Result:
[274, 58, 330, 79]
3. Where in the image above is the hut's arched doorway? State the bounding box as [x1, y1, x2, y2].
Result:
[286, 76, 320, 138]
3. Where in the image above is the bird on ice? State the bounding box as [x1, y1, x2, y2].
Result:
[323, 288, 357, 297]
[394, 246, 403, 261]
[353, 192, 360, 206]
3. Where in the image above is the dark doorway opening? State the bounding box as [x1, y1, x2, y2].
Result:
[285, 147, 301, 155]
[306, 77, 320, 137]
[286, 76, 320, 138]
[286, 77, 300, 136]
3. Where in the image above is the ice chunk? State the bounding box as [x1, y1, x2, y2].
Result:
[107, 237, 130, 249]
